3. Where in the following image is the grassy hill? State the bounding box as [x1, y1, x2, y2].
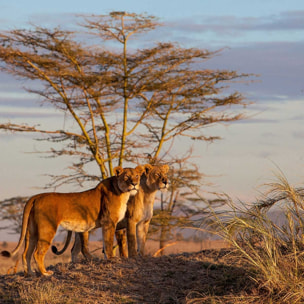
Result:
[0, 248, 256, 304]
[1, 174, 304, 303]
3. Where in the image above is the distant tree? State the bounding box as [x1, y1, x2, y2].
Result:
[0, 197, 28, 234]
[0, 12, 251, 242]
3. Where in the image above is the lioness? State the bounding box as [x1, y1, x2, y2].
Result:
[52, 164, 169, 260]
[1, 166, 144, 276]
[118, 164, 169, 257]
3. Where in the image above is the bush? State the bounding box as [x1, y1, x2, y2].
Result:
[210, 172, 304, 303]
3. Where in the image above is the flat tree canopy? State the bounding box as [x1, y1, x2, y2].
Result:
[0, 12, 252, 236]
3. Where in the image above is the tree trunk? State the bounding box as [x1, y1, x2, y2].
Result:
[159, 224, 169, 256]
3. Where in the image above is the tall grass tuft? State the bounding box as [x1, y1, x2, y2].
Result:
[209, 172, 304, 303]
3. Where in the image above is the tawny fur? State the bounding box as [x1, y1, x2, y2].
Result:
[1, 166, 144, 276]
[53, 164, 169, 260]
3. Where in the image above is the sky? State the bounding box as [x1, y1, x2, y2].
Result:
[0, 0, 304, 206]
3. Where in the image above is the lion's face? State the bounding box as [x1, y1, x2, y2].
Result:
[114, 166, 144, 196]
[144, 164, 169, 191]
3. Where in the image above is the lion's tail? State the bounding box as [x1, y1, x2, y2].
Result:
[51, 230, 73, 255]
[1, 196, 35, 258]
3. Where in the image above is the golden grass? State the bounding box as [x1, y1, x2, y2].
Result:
[206, 171, 304, 303]
[3, 170, 304, 303]
[18, 281, 69, 304]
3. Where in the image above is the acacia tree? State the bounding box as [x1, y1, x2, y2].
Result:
[0, 12, 250, 242]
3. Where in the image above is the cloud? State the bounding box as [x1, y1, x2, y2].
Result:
[257, 151, 274, 159]
[289, 115, 304, 121]
[148, 11, 304, 101]
[261, 132, 276, 138]
[200, 40, 304, 100]
[0, 105, 61, 119]
[28, 12, 79, 30]
[0, 10, 303, 109]
[293, 131, 304, 139]
[0, 83, 42, 108]
[257, 11, 304, 31]
[166, 10, 304, 36]
[233, 118, 279, 125]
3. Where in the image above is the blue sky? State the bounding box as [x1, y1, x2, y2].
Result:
[0, 0, 304, 203]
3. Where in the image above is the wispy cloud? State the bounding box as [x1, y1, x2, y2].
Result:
[0, 106, 61, 119]
[293, 131, 304, 139]
[167, 11, 304, 36]
[289, 115, 304, 121]
[200, 40, 304, 100]
[0, 10, 303, 109]
[257, 151, 275, 159]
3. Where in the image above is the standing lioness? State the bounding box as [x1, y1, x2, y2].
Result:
[53, 164, 169, 259]
[1, 166, 144, 276]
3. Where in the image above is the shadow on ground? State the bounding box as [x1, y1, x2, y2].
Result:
[0, 249, 257, 304]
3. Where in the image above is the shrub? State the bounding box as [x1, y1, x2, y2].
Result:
[209, 172, 304, 303]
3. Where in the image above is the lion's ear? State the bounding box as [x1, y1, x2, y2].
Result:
[144, 164, 153, 175]
[113, 166, 124, 176]
[135, 165, 145, 175]
[162, 164, 169, 173]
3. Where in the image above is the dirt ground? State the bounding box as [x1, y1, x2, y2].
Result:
[0, 240, 258, 304]
[0, 239, 230, 275]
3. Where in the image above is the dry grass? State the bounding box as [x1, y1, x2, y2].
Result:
[1, 171, 304, 303]
[0, 239, 229, 275]
[0, 249, 253, 304]
[0, 240, 242, 303]
[17, 281, 67, 304]
[207, 172, 304, 303]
